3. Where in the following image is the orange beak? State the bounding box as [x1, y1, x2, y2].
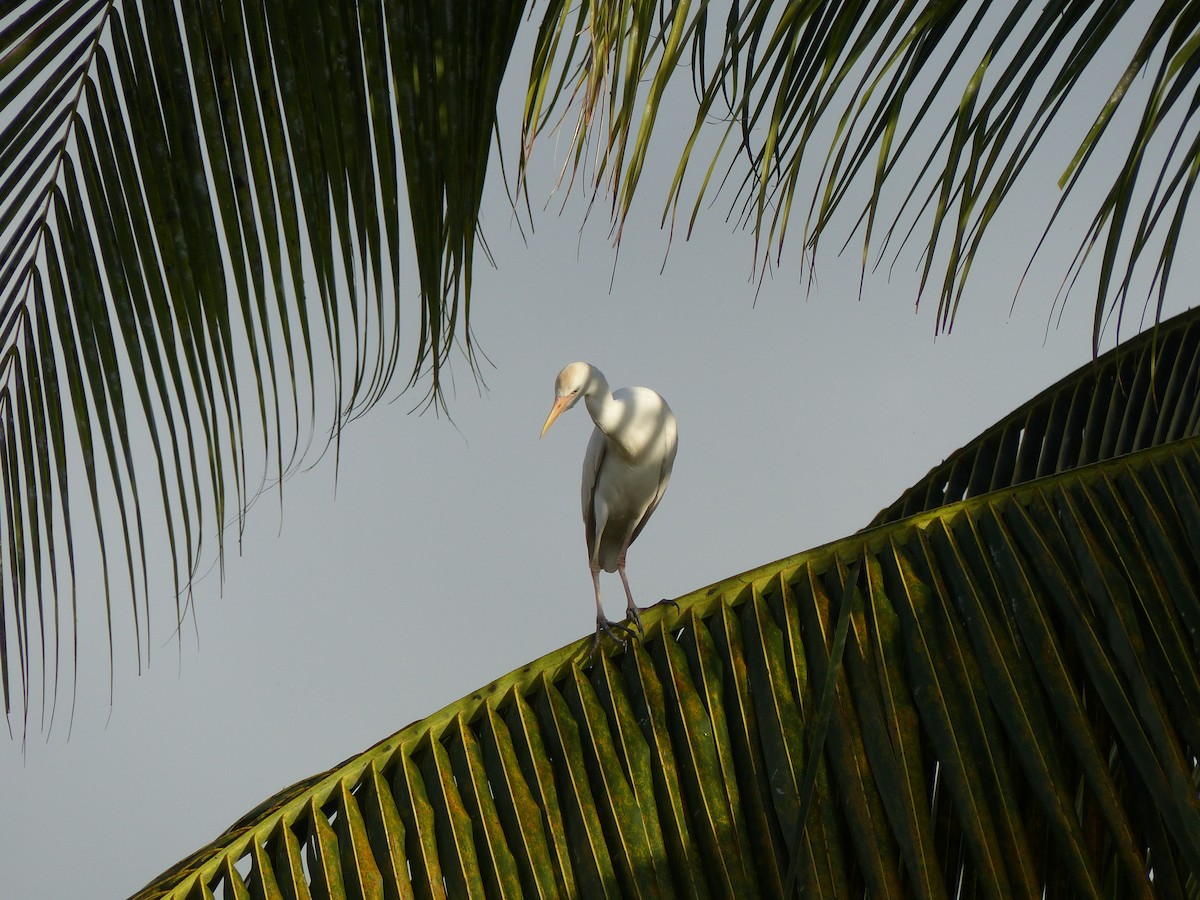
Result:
[540, 395, 571, 438]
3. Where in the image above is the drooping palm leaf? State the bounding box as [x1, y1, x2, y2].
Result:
[0, 0, 522, 730]
[4, 1, 1197, 741]
[133, 324, 1200, 899]
[521, 1, 1199, 339]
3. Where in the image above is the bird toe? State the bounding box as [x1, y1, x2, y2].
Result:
[595, 616, 634, 647]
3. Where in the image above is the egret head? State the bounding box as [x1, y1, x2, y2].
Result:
[541, 362, 597, 437]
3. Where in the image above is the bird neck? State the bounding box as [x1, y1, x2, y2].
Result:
[583, 373, 623, 437]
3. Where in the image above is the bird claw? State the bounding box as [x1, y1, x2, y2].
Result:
[625, 605, 646, 636]
[657, 597, 680, 611]
[594, 616, 635, 649]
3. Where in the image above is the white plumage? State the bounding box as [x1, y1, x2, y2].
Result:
[541, 362, 678, 643]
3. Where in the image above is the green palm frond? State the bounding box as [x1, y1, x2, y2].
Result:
[134, 317, 1200, 899]
[6, 1, 1197, 735]
[872, 303, 1200, 527]
[522, 2, 1199, 340]
[0, 0, 522, 728]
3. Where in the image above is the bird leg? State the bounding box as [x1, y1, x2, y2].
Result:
[616, 550, 646, 636]
[592, 564, 633, 647]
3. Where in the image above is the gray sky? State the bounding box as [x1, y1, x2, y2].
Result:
[2, 7, 1194, 897]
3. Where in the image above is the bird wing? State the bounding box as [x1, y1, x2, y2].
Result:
[629, 410, 678, 545]
[581, 426, 608, 563]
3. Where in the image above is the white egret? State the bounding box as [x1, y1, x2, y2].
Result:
[541, 362, 678, 644]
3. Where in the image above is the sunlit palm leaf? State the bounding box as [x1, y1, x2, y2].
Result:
[133, 316, 1200, 899]
[0, 0, 523, 730]
[522, 2, 1198, 341]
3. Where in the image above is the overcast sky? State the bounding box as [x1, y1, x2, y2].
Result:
[2, 7, 1194, 898]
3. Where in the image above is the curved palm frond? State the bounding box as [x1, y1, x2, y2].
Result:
[522, 1, 1199, 341]
[0, 0, 522, 730]
[872, 302, 1200, 527]
[133, 318, 1200, 899]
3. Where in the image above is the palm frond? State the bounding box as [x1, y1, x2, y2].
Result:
[871, 302, 1200, 527]
[522, 1, 1199, 342]
[133, 311, 1200, 899]
[0, 0, 523, 730]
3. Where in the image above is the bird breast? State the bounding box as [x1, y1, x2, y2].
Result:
[582, 387, 677, 572]
[591, 387, 672, 459]
[590, 443, 665, 512]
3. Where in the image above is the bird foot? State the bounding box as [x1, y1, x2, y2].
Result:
[594, 616, 635, 649]
[625, 605, 646, 636]
[657, 597, 680, 611]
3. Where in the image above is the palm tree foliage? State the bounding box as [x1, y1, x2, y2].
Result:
[0, 0, 526, 727]
[0, 0, 1193, 755]
[872, 299, 1200, 526]
[521, 0, 1199, 333]
[135, 307, 1200, 898]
